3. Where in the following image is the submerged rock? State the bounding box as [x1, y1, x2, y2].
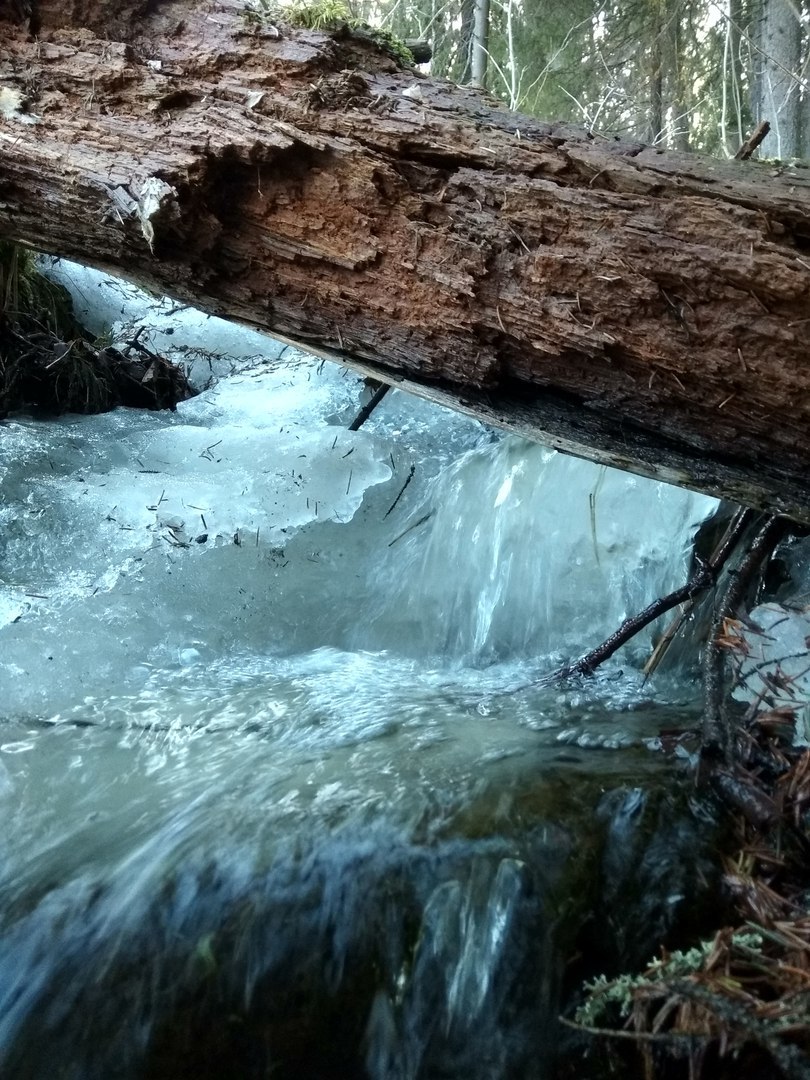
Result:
[0, 753, 721, 1080]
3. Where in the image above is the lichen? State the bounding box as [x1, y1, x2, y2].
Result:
[575, 930, 765, 1027]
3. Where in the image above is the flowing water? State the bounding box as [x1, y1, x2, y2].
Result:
[0, 272, 720, 1078]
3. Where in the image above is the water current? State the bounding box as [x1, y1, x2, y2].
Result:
[0, 266, 719, 1079]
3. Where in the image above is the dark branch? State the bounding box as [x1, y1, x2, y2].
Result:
[701, 513, 787, 763]
[348, 382, 390, 431]
[550, 508, 755, 681]
[735, 120, 771, 160]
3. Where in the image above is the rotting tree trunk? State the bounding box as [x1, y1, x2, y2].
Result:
[2, 3, 810, 521]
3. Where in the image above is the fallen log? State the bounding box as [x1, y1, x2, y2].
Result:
[2, 2, 810, 518]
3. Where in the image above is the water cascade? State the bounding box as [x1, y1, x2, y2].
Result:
[0, 265, 721, 1078]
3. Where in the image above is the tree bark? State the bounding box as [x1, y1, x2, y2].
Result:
[662, 0, 690, 152]
[455, 0, 475, 86]
[756, 0, 803, 158]
[647, 3, 664, 146]
[2, 1, 810, 520]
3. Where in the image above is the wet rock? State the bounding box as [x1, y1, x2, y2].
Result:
[0, 756, 723, 1080]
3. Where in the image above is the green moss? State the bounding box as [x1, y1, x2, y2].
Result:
[353, 25, 414, 67]
[286, 0, 352, 30]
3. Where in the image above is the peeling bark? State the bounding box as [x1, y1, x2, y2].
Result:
[1, 1, 810, 518]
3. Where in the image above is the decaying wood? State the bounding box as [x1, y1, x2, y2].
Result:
[1, 2, 810, 518]
[735, 120, 771, 161]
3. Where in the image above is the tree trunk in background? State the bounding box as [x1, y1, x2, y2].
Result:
[455, 0, 475, 85]
[470, 0, 490, 86]
[723, 0, 749, 154]
[757, 0, 803, 157]
[648, 0, 689, 150]
[664, 0, 690, 151]
[647, 26, 665, 144]
[2, 1, 810, 521]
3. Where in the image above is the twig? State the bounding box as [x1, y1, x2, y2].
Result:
[667, 979, 810, 1080]
[702, 514, 786, 764]
[550, 508, 755, 682]
[387, 512, 432, 548]
[384, 464, 415, 518]
[348, 382, 390, 431]
[735, 120, 770, 161]
[559, 1015, 710, 1049]
[644, 507, 753, 679]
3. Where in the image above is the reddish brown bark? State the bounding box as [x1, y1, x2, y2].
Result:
[2, 1, 810, 518]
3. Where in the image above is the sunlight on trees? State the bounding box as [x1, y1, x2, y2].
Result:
[344, 0, 809, 158]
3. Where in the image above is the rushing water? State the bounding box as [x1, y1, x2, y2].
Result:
[0, 273, 719, 1078]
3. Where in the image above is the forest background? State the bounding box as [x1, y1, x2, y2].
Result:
[359, 0, 809, 162]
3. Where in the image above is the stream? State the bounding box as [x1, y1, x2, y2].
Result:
[0, 265, 721, 1079]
